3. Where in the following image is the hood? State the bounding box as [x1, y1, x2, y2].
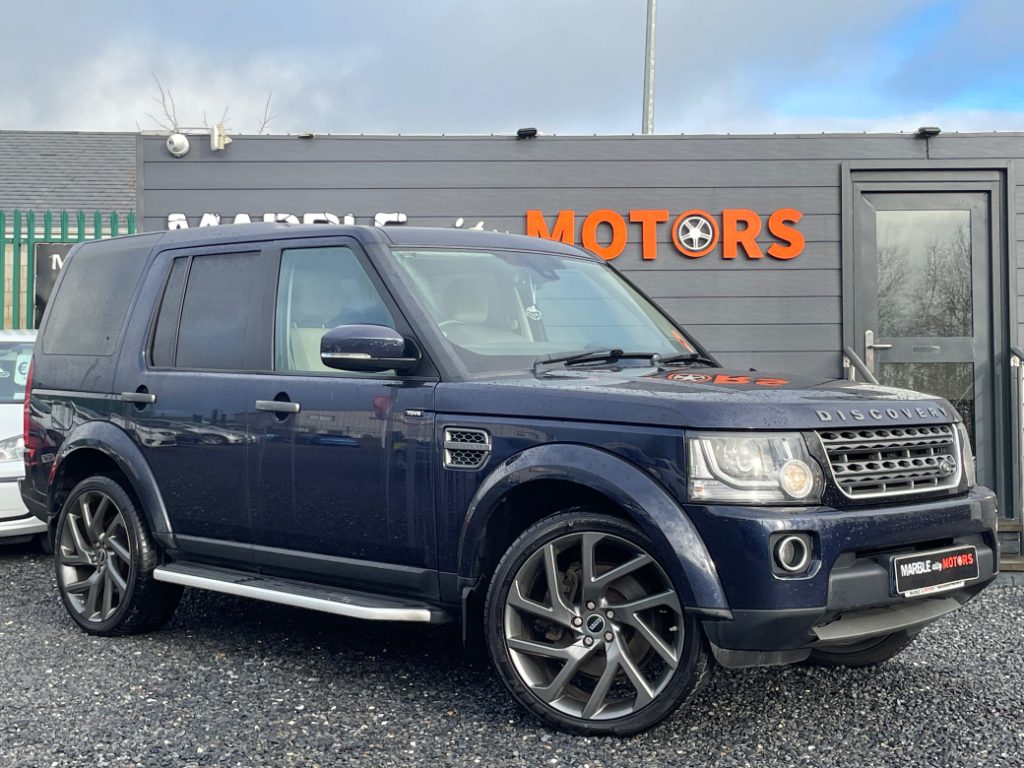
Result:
[435, 366, 958, 430]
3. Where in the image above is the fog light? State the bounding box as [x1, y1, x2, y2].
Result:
[779, 459, 813, 499]
[774, 535, 811, 573]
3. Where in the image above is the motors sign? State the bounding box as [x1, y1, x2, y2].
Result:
[165, 206, 806, 263]
[526, 208, 805, 261]
[33, 242, 75, 327]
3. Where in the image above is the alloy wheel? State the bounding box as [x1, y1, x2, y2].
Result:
[58, 490, 133, 623]
[502, 531, 684, 721]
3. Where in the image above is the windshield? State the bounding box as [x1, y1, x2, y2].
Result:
[391, 248, 697, 374]
[0, 340, 33, 403]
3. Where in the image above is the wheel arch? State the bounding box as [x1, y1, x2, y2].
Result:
[457, 443, 730, 616]
[49, 421, 174, 544]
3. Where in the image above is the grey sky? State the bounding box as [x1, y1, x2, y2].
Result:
[1, 0, 1022, 135]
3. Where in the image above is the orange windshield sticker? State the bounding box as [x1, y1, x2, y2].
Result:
[671, 328, 695, 351]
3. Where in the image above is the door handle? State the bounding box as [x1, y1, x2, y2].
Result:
[256, 400, 301, 414]
[121, 391, 156, 404]
[864, 330, 893, 372]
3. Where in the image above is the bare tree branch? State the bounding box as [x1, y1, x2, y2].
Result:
[256, 92, 275, 135]
[147, 74, 180, 131]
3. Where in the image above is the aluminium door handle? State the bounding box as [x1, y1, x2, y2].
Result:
[864, 330, 892, 372]
[121, 391, 156, 404]
[255, 400, 301, 414]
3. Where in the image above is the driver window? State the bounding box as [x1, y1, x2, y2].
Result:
[275, 246, 395, 373]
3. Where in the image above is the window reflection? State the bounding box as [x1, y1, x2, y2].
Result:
[876, 210, 972, 337]
[879, 362, 976, 453]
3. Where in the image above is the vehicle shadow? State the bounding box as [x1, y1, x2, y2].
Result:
[156, 586, 1005, 746]
[12, 549, 1014, 758]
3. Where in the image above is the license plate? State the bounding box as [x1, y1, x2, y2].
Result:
[892, 545, 979, 598]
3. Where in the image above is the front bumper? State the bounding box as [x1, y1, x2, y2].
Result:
[691, 486, 999, 667]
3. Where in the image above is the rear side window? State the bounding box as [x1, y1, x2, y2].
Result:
[42, 236, 159, 356]
[150, 258, 188, 367]
[175, 252, 261, 370]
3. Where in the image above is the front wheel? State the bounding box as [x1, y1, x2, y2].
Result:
[485, 510, 711, 736]
[54, 474, 182, 636]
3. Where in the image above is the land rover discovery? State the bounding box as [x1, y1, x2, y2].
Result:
[22, 224, 998, 735]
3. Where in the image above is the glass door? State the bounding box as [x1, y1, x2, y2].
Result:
[853, 191, 994, 490]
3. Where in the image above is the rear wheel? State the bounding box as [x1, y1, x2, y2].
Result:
[54, 474, 182, 635]
[485, 510, 710, 735]
[807, 631, 917, 668]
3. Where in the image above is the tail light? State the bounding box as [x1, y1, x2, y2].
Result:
[23, 358, 35, 464]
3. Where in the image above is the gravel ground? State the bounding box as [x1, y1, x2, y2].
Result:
[1, 542, 1022, 768]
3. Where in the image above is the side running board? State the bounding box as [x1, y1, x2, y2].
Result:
[153, 561, 449, 623]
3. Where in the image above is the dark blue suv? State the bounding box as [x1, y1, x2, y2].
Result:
[21, 224, 998, 735]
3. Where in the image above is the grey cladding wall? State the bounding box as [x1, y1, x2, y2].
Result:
[139, 133, 1024, 377]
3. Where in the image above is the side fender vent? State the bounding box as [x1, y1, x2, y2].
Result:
[443, 427, 492, 470]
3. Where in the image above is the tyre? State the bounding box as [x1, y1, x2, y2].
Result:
[485, 510, 711, 736]
[54, 474, 183, 636]
[807, 631, 917, 668]
[37, 528, 54, 555]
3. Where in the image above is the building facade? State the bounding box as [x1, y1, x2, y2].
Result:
[136, 131, 1024, 526]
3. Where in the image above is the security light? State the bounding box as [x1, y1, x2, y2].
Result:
[915, 126, 941, 138]
[516, 127, 538, 139]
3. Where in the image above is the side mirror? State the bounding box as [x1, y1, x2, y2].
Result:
[319, 324, 421, 374]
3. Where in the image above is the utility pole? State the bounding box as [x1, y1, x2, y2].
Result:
[642, 0, 657, 134]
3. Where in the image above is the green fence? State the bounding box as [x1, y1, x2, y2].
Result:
[0, 210, 136, 329]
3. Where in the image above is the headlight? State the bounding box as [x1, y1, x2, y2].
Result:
[688, 432, 824, 504]
[956, 423, 976, 488]
[0, 433, 23, 462]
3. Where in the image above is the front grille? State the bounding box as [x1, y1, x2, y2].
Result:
[817, 425, 960, 500]
[443, 427, 491, 470]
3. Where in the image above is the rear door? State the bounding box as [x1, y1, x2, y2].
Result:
[115, 244, 277, 566]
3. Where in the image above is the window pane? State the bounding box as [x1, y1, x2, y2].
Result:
[0, 341, 35, 403]
[876, 210, 972, 337]
[879, 362, 976, 451]
[177, 252, 260, 370]
[150, 258, 188, 367]
[276, 247, 395, 373]
[42, 235, 161, 356]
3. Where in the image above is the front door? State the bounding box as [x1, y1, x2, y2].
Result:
[251, 240, 437, 598]
[851, 184, 1006, 498]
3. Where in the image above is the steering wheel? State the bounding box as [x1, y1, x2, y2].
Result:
[439, 320, 468, 332]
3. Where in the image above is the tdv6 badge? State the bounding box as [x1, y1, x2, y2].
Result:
[526, 207, 804, 261]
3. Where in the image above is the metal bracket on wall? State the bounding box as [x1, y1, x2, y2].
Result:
[842, 346, 878, 385]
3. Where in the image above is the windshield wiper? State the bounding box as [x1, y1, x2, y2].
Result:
[653, 352, 719, 368]
[533, 349, 658, 376]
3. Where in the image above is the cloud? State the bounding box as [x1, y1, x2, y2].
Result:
[0, 0, 1021, 135]
[0, 41, 373, 133]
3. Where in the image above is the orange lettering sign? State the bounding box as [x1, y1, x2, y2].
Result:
[581, 209, 627, 260]
[525, 208, 805, 261]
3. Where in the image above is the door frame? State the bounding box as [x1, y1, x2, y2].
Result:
[840, 161, 1017, 518]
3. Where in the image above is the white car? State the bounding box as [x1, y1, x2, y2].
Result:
[0, 330, 44, 545]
